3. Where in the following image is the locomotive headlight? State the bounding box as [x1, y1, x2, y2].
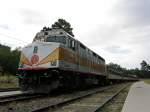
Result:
[51, 61, 57, 66]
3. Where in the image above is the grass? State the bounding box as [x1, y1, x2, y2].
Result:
[143, 79, 150, 84]
[0, 75, 18, 88]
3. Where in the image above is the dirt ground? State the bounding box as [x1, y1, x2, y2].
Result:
[0, 75, 18, 88]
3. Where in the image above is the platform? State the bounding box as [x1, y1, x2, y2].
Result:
[122, 81, 150, 112]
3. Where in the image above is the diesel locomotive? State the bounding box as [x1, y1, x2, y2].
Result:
[17, 27, 135, 93]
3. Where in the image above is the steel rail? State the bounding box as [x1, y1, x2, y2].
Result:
[0, 88, 19, 92]
[0, 92, 43, 104]
[93, 84, 129, 112]
[31, 84, 126, 112]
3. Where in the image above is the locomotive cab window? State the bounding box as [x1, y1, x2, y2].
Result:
[71, 40, 75, 50]
[46, 36, 66, 44]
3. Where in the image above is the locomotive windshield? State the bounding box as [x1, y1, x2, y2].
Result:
[46, 36, 66, 44]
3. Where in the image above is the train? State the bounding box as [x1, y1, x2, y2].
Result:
[17, 27, 136, 93]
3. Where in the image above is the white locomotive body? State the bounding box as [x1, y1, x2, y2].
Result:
[19, 28, 106, 75]
[18, 27, 134, 93]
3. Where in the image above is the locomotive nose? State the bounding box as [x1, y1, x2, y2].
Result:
[19, 42, 60, 70]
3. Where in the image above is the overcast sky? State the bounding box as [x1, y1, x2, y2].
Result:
[0, 0, 150, 69]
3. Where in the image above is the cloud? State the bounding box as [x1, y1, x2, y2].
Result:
[78, 22, 150, 69]
[0, 24, 11, 30]
[105, 45, 131, 54]
[79, 24, 122, 47]
[114, 0, 150, 27]
[19, 9, 48, 25]
[0, 0, 149, 69]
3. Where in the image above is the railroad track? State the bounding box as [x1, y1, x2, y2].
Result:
[31, 83, 130, 112]
[0, 88, 19, 92]
[0, 83, 131, 112]
[0, 88, 46, 105]
[0, 93, 44, 104]
[99, 84, 131, 112]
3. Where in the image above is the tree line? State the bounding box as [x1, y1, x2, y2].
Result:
[107, 61, 150, 78]
[0, 44, 20, 75]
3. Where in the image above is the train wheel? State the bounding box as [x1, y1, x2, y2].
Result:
[19, 78, 29, 91]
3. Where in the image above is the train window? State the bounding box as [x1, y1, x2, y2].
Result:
[46, 36, 66, 44]
[93, 52, 96, 57]
[72, 41, 75, 48]
[60, 32, 63, 34]
[97, 60, 99, 64]
[33, 46, 38, 53]
[67, 39, 70, 47]
[80, 43, 86, 50]
[68, 39, 76, 51]
[72, 41, 75, 50]
[70, 40, 72, 47]
[44, 32, 48, 35]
